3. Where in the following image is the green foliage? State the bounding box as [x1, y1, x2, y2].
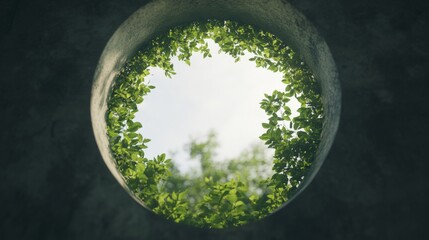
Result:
[106, 19, 323, 228]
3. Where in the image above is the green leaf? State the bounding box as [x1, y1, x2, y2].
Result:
[225, 193, 238, 203]
[234, 201, 244, 207]
[127, 122, 142, 132]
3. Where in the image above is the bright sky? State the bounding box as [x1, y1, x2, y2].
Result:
[135, 40, 300, 173]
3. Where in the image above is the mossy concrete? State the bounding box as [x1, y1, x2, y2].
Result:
[1, 0, 428, 239]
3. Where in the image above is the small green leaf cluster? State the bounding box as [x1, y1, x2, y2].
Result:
[105, 19, 323, 228]
[160, 133, 276, 227]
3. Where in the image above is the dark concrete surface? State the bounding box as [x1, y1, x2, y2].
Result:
[1, 0, 428, 239]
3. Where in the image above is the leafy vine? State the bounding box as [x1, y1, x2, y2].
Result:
[106, 20, 323, 228]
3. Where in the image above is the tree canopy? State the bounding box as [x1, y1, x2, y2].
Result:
[106, 19, 323, 228]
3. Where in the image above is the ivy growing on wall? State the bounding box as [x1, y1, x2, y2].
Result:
[106, 19, 323, 228]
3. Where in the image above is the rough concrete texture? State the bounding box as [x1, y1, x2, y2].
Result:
[1, 0, 428, 239]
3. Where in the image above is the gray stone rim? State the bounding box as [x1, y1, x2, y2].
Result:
[90, 0, 341, 220]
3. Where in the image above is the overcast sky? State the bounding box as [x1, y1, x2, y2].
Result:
[135, 40, 299, 173]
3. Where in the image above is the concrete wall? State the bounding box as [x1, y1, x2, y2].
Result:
[1, 0, 428, 239]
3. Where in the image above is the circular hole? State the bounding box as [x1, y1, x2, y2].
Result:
[91, 0, 340, 229]
[107, 19, 322, 227]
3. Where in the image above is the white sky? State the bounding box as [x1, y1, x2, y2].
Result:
[135, 40, 300, 173]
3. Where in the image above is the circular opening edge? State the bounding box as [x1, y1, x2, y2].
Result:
[90, 0, 341, 213]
